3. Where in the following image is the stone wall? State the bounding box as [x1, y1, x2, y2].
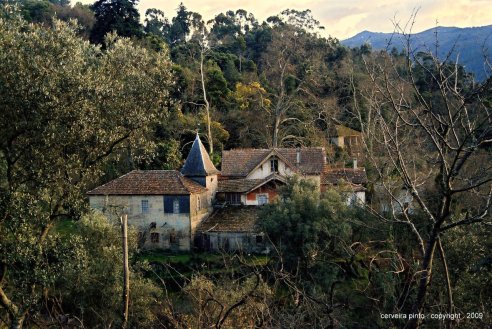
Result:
[89, 195, 193, 251]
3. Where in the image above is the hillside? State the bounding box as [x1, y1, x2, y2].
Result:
[342, 25, 492, 81]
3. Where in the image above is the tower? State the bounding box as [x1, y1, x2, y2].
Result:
[181, 134, 220, 203]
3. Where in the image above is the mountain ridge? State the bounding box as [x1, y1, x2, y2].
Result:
[342, 25, 492, 81]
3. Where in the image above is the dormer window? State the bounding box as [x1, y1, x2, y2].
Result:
[270, 158, 279, 173]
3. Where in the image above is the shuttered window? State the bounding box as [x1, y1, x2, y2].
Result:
[164, 195, 190, 214]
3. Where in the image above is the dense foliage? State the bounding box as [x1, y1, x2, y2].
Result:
[0, 2, 490, 328]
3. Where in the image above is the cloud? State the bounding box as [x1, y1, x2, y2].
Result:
[77, 0, 492, 39]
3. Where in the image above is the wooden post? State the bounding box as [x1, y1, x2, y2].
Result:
[121, 214, 129, 329]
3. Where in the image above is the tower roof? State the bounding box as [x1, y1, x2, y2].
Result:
[181, 134, 219, 176]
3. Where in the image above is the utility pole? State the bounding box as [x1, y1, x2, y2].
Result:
[121, 214, 129, 328]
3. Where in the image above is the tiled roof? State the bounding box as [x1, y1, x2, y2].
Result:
[221, 147, 326, 177]
[181, 134, 219, 176]
[218, 174, 287, 193]
[87, 170, 207, 195]
[322, 167, 368, 185]
[218, 179, 264, 193]
[196, 206, 260, 233]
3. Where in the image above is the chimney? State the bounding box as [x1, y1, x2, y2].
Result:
[296, 148, 301, 166]
[353, 159, 357, 169]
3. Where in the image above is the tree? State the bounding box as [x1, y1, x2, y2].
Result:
[50, 213, 163, 328]
[90, 0, 142, 44]
[144, 8, 169, 39]
[352, 20, 492, 328]
[54, 2, 95, 39]
[167, 2, 190, 45]
[259, 178, 401, 327]
[259, 20, 340, 147]
[261, 178, 352, 274]
[0, 13, 172, 328]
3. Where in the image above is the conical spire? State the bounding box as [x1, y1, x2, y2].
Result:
[181, 134, 219, 177]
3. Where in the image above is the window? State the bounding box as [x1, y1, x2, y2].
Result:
[256, 235, 263, 244]
[257, 194, 268, 205]
[197, 196, 201, 212]
[270, 158, 279, 173]
[150, 232, 159, 243]
[141, 199, 149, 213]
[164, 196, 189, 214]
[149, 222, 156, 229]
[173, 199, 180, 214]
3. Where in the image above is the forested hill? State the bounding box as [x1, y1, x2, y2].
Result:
[1, 2, 492, 328]
[342, 25, 492, 81]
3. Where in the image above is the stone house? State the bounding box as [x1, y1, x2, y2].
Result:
[88, 134, 368, 252]
[87, 134, 218, 251]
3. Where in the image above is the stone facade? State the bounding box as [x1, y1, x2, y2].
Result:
[88, 136, 369, 252]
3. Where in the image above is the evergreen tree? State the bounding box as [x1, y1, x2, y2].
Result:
[90, 0, 142, 45]
[168, 2, 189, 44]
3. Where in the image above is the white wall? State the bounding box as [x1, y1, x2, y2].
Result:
[206, 174, 218, 205]
[89, 195, 192, 250]
[347, 191, 366, 205]
[247, 157, 294, 179]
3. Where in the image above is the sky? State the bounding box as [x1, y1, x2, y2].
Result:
[78, 0, 492, 39]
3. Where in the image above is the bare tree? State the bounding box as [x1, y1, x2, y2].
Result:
[260, 21, 338, 148]
[352, 16, 492, 329]
[198, 32, 214, 155]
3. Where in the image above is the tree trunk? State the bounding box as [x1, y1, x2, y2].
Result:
[9, 314, 25, 329]
[0, 286, 25, 329]
[272, 115, 280, 148]
[437, 237, 454, 328]
[405, 232, 438, 329]
[200, 48, 213, 155]
[121, 214, 129, 329]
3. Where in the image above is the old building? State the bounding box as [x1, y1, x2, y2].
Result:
[216, 147, 326, 205]
[87, 134, 218, 251]
[88, 134, 368, 252]
[321, 166, 368, 204]
[329, 124, 363, 161]
[195, 146, 367, 251]
[194, 206, 265, 252]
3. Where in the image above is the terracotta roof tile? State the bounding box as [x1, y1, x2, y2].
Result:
[277, 148, 326, 175]
[322, 167, 368, 185]
[196, 206, 260, 233]
[221, 147, 326, 177]
[87, 170, 207, 195]
[218, 174, 287, 193]
[218, 179, 265, 193]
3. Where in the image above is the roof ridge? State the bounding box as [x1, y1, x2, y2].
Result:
[87, 170, 207, 195]
[176, 172, 189, 192]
